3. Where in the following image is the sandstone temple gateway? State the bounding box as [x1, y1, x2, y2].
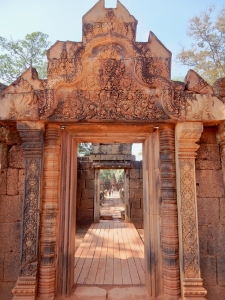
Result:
[0, 1, 225, 299]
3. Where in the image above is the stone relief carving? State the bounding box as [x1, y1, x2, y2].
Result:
[180, 159, 199, 278]
[50, 53, 170, 121]
[83, 8, 136, 42]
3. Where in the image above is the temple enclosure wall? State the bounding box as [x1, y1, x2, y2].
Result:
[196, 127, 225, 298]
[0, 127, 24, 300]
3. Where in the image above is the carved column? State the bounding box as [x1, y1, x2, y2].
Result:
[12, 122, 44, 300]
[217, 121, 225, 184]
[38, 124, 61, 298]
[159, 125, 180, 299]
[175, 122, 207, 299]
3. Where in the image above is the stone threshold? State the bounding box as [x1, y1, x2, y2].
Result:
[57, 285, 149, 300]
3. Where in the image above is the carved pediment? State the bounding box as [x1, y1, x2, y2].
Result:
[0, 0, 225, 124]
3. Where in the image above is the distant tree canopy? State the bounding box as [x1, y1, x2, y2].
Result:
[0, 31, 51, 84]
[78, 143, 92, 157]
[176, 6, 225, 85]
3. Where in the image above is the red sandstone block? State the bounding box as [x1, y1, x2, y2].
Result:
[0, 169, 7, 195]
[7, 168, 19, 196]
[18, 169, 24, 195]
[199, 127, 217, 144]
[200, 255, 217, 286]
[0, 143, 8, 169]
[196, 144, 221, 170]
[4, 251, 20, 281]
[196, 170, 224, 198]
[8, 145, 24, 169]
[205, 285, 225, 300]
[197, 198, 219, 225]
[217, 255, 225, 286]
[0, 195, 22, 223]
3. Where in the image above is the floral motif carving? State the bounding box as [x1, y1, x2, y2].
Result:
[51, 55, 170, 121]
[180, 159, 199, 278]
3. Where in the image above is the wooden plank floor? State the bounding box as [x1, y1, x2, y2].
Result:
[74, 222, 145, 285]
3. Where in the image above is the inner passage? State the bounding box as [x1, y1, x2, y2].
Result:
[100, 169, 125, 221]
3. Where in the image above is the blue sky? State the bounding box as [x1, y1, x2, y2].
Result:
[0, 0, 224, 159]
[0, 0, 224, 78]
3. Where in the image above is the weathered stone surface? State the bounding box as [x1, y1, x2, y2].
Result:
[80, 198, 94, 209]
[0, 195, 22, 223]
[207, 225, 218, 255]
[130, 178, 140, 189]
[2, 127, 22, 145]
[108, 287, 148, 300]
[220, 198, 225, 225]
[130, 169, 140, 179]
[205, 285, 225, 300]
[82, 188, 94, 199]
[0, 252, 4, 280]
[18, 169, 24, 195]
[200, 255, 217, 286]
[74, 286, 106, 300]
[131, 199, 141, 209]
[7, 167, 19, 195]
[213, 77, 225, 100]
[196, 144, 221, 170]
[196, 170, 224, 198]
[217, 255, 225, 286]
[0, 143, 8, 169]
[78, 161, 92, 170]
[218, 225, 225, 256]
[197, 198, 219, 225]
[8, 145, 24, 168]
[131, 208, 142, 218]
[0, 282, 15, 300]
[200, 127, 217, 144]
[134, 189, 143, 199]
[0, 169, 7, 195]
[0, 222, 21, 253]
[198, 225, 208, 255]
[4, 251, 20, 281]
[80, 169, 95, 180]
[85, 179, 94, 189]
[185, 69, 213, 94]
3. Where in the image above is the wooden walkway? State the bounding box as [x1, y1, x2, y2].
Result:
[74, 222, 145, 285]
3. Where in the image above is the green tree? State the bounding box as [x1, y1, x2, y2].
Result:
[0, 32, 51, 84]
[78, 143, 92, 156]
[176, 6, 225, 84]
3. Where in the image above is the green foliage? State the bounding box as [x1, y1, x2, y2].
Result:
[0, 32, 51, 84]
[78, 143, 92, 156]
[100, 169, 124, 182]
[176, 6, 225, 84]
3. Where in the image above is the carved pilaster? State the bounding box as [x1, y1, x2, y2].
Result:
[38, 124, 61, 298]
[12, 121, 44, 300]
[175, 122, 207, 299]
[159, 125, 180, 299]
[217, 121, 225, 183]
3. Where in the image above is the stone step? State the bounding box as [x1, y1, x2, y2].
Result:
[67, 286, 149, 300]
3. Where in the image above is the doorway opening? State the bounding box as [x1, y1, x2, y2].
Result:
[99, 169, 125, 221]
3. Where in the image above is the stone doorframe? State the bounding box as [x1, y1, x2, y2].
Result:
[12, 122, 208, 300]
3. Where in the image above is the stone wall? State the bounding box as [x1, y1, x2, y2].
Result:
[76, 157, 95, 227]
[130, 161, 143, 229]
[0, 126, 24, 300]
[196, 127, 225, 299]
